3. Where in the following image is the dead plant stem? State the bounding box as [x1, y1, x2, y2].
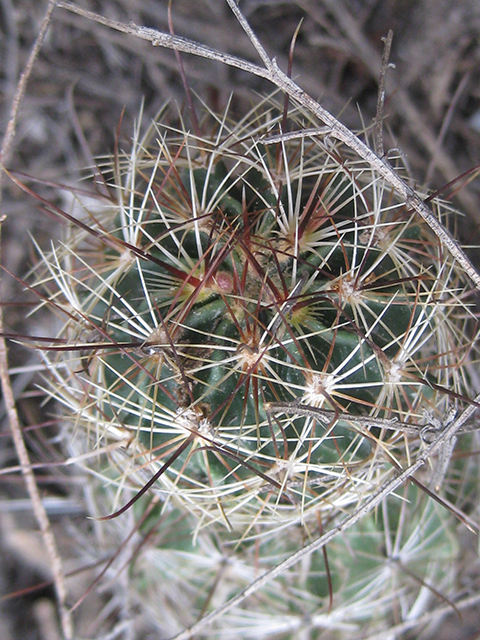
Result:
[55, 0, 480, 291]
[169, 393, 480, 639]
[0, 1, 72, 637]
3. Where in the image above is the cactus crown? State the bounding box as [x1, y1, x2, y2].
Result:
[34, 96, 474, 546]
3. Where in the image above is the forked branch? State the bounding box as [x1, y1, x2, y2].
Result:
[5, 3, 479, 639]
[53, 0, 480, 289]
[169, 393, 480, 640]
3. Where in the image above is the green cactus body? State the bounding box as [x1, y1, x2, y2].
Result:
[33, 99, 475, 637]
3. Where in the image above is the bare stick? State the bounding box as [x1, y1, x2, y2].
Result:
[265, 401, 478, 437]
[268, 401, 478, 494]
[0, 5, 54, 169]
[0, 2, 72, 637]
[55, 1, 269, 80]
[229, 0, 480, 289]
[169, 394, 480, 640]
[260, 69, 480, 289]
[374, 29, 394, 157]
[425, 72, 471, 186]
[55, 0, 480, 291]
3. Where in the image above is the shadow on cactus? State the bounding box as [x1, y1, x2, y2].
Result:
[29, 95, 475, 544]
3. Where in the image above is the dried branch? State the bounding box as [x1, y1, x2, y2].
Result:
[169, 393, 480, 640]
[3, 4, 479, 638]
[55, 0, 480, 291]
[55, 0, 269, 80]
[374, 29, 394, 157]
[0, 2, 72, 637]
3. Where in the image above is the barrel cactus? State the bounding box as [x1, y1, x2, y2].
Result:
[29, 91, 477, 638]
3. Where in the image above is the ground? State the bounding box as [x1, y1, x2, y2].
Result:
[1, 1, 480, 639]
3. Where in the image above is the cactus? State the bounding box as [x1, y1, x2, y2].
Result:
[27, 93, 478, 638]
[3, 3, 475, 638]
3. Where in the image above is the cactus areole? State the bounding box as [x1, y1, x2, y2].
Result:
[40, 102, 472, 532]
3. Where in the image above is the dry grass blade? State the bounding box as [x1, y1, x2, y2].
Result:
[0, 2, 72, 638]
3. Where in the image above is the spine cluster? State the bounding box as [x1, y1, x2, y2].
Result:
[32, 98, 477, 637]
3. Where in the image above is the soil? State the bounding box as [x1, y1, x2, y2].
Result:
[1, 1, 480, 639]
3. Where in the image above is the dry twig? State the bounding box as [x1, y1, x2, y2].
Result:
[0, 2, 72, 638]
[55, 0, 480, 290]
[170, 393, 480, 640]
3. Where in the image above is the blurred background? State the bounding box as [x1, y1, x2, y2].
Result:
[1, 1, 480, 638]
